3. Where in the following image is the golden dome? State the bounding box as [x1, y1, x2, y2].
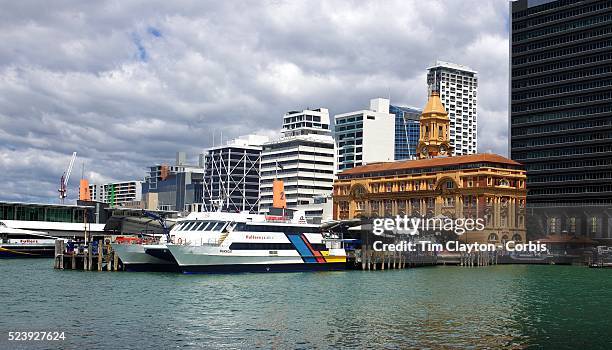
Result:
[422, 91, 448, 117]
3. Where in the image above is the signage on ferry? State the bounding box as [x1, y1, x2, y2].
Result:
[245, 234, 273, 240]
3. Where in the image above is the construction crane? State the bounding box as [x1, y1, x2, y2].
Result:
[58, 152, 77, 204]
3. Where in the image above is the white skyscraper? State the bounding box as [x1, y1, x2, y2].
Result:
[89, 181, 143, 207]
[427, 61, 478, 155]
[334, 98, 395, 171]
[259, 108, 336, 223]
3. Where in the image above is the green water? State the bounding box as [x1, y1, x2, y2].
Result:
[1, 260, 611, 349]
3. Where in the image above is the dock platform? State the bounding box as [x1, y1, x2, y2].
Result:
[53, 239, 122, 271]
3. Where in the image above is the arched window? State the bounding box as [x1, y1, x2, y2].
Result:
[512, 234, 522, 243]
[353, 185, 365, 196]
[488, 233, 498, 242]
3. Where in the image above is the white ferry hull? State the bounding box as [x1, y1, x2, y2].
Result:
[111, 244, 178, 272]
[166, 244, 345, 274]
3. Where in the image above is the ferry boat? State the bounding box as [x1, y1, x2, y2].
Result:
[164, 210, 346, 274]
[0, 221, 58, 258]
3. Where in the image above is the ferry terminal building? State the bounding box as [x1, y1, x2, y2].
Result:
[332, 91, 527, 244]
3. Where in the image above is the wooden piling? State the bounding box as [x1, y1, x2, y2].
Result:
[393, 252, 397, 270]
[59, 240, 64, 269]
[373, 251, 377, 270]
[71, 251, 76, 270]
[108, 251, 113, 271]
[54, 240, 60, 269]
[113, 251, 119, 271]
[97, 240, 103, 271]
[87, 243, 93, 271]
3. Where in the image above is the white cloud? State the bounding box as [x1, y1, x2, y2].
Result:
[0, 0, 511, 203]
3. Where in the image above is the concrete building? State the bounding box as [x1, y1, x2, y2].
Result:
[510, 0, 612, 242]
[260, 108, 335, 223]
[201, 134, 268, 213]
[335, 98, 395, 171]
[142, 153, 205, 212]
[391, 105, 421, 160]
[89, 181, 143, 207]
[427, 61, 478, 155]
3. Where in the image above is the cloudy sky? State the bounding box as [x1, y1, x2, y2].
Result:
[0, 0, 510, 203]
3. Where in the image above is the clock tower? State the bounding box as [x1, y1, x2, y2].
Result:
[417, 89, 453, 159]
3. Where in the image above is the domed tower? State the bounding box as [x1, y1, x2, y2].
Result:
[417, 89, 454, 159]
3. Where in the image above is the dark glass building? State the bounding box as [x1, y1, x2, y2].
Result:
[390, 105, 421, 160]
[510, 0, 612, 240]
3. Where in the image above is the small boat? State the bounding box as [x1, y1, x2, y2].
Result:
[0, 221, 58, 258]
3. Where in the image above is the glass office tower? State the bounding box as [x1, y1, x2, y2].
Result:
[390, 105, 421, 160]
[510, 0, 612, 241]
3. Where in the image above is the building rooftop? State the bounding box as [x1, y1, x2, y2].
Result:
[390, 105, 422, 113]
[427, 60, 477, 74]
[339, 153, 523, 177]
[0, 200, 95, 209]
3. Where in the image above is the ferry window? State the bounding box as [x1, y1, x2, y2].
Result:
[209, 222, 221, 231]
[201, 222, 212, 231]
[188, 222, 200, 231]
[219, 222, 229, 232]
[193, 222, 205, 231]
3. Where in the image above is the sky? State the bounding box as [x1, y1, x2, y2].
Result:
[0, 0, 511, 203]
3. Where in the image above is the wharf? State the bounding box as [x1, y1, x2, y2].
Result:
[53, 239, 122, 271]
[346, 248, 499, 270]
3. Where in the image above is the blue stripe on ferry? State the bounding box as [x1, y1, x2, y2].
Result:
[287, 234, 317, 263]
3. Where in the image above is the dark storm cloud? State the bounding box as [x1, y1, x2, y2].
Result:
[0, 0, 510, 203]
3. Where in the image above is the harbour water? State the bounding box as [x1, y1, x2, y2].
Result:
[1, 260, 611, 349]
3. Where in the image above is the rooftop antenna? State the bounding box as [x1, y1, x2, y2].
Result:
[433, 68, 438, 93]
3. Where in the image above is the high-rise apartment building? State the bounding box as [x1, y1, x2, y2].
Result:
[391, 105, 421, 160]
[89, 181, 143, 207]
[335, 98, 395, 171]
[511, 0, 612, 240]
[260, 108, 335, 222]
[142, 153, 205, 211]
[202, 134, 268, 213]
[427, 61, 478, 155]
